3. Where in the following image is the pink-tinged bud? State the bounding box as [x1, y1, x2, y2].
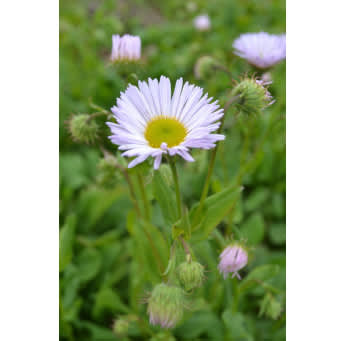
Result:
[218, 244, 248, 279]
[147, 283, 184, 329]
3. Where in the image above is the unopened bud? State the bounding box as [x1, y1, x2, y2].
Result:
[231, 77, 274, 116]
[147, 283, 185, 329]
[68, 114, 99, 144]
[177, 257, 204, 291]
[218, 242, 248, 279]
[96, 155, 120, 187]
[259, 293, 283, 320]
[194, 56, 218, 80]
[112, 317, 129, 336]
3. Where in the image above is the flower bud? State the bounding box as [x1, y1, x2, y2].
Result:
[218, 243, 248, 279]
[194, 56, 218, 80]
[231, 77, 274, 116]
[177, 257, 204, 291]
[147, 283, 185, 329]
[96, 155, 120, 187]
[259, 293, 283, 320]
[68, 114, 99, 144]
[112, 317, 129, 336]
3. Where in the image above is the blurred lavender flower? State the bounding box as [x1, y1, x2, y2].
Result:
[111, 34, 141, 62]
[107, 76, 224, 169]
[233, 32, 286, 69]
[218, 244, 248, 279]
[194, 14, 211, 31]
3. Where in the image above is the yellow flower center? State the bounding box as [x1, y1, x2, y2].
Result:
[144, 116, 187, 148]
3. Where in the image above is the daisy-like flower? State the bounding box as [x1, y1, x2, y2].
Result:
[193, 14, 211, 31]
[233, 32, 286, 69]
[218, 244, 248, 279]
[107, 76, 225, 169]
[111, 34, 141, 62]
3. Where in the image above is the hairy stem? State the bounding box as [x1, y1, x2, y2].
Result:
[137, 173, 150, 221]
[196, 95, 241, 217]
[168, 155, 183, 220]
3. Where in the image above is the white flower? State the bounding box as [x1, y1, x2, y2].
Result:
[107, 76, 225, 169]
[111, 34, 141, 62]
[233, 32, 286, 69]
[193, 14, 211, 31]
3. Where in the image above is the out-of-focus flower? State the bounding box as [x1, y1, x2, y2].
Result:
[111, 34, 141, 62]
[107, 76, 224, 169]
[177, 257, 205, 291]
[233, 32, 286, 69]
[218, 243, 248, 279]
[231, 77, 274, 116]
[147, 283, 185, 329]
[193, 14, 211, 31]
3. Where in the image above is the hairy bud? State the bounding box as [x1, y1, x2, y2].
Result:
[231, 77, 274, 116]
[218, 243, 248, 279]
[177, 257, 204, 291]
[147, 283, 185, 329]
[96, 155, 120, 187]
[194, 56, 218, 79]
[68, 114, 99, 144]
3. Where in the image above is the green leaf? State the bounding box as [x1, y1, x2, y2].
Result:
[190, 186, 242, 240]
[92, 286, 130, 318]
[175, 311, 225, 340]
[222, 310, 254, 341]
[75, 247, 102, 283]
[240, 213, 265, 245]
[152, 170, 178, 224]
[239, 264, 280, 293]
[268, 223, 286, 245]
[59, 214, 77, 271]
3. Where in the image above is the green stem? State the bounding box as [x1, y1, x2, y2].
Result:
[168, 156, 183, 219]
[137, 173, 150, 221]
[196, 95, 240, 218]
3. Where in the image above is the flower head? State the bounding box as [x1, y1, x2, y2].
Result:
[231, 76, 274, 116]
[194, 14, 211, 31]
[218, 243, 248, 279]
[107, 76, 224, 169]
[147, 283, 185, 329]
[111, 34, 141, 62]
[233, 32, 286, 69]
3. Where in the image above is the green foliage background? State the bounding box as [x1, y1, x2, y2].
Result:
[60, 0, 286, 340]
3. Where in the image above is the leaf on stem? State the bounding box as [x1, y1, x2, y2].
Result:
[190, 186, 243, 240]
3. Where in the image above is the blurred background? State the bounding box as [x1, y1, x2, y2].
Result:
[60, 0, 286, 340]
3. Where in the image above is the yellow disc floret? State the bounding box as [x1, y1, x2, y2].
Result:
[145, 116, 187, 148]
